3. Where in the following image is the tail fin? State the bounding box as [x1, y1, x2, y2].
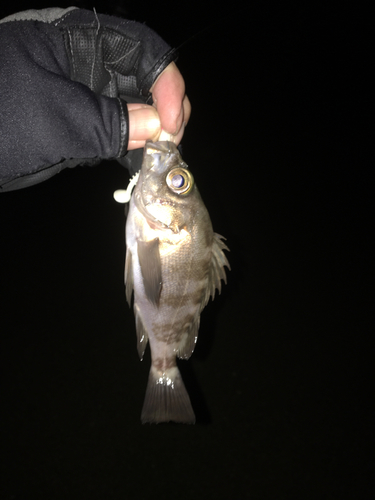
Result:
[141, 366, 195, 424]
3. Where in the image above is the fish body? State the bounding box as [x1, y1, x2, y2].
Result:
[125, 141, 229, 423]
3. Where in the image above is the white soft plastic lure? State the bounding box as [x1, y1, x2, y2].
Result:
[113, 171, 140, 204]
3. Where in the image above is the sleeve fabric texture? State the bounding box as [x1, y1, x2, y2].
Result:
[0, 7, 177, 191]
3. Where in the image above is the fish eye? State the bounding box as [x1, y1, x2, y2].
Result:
[166, 168, 194, 195]
[171, 174, 184, 188]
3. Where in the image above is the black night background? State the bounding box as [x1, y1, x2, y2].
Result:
[0, 2, 373, 499]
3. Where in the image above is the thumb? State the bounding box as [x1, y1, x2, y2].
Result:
[127, 103, 161, 150]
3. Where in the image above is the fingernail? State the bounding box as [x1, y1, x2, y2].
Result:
[158, 128, 174, 141]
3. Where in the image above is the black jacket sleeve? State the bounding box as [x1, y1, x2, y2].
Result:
[0, 7, 177, 191]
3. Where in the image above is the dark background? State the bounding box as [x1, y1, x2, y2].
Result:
[1, 2, 373, 499]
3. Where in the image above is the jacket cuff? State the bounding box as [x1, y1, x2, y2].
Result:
[117, 98, 129, 157]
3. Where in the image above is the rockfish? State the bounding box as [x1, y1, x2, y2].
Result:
[125, 141, 229, 423]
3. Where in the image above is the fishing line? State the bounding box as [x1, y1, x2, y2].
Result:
[173, 6, 249, 53]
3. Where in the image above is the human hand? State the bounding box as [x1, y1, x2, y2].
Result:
[127, 62, 191, 150]
[0, 7, 188, 191]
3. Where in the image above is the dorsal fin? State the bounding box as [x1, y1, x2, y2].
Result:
[204, 233, 230, 306]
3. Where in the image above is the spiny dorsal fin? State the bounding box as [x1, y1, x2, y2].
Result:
[204, 233, 230, 306]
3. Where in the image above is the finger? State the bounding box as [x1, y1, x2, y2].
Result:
[127, 103, 161, 150]
[158, 95, 191, 145]
[151, 62, 185, 135]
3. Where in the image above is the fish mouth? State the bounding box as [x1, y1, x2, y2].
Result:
[134, 191, 177, 232]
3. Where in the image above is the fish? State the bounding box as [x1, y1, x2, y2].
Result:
[124, 141, 230, 424]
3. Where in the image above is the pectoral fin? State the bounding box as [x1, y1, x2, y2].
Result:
[124, 247, 134, 307]
[137, 238, 162, 306]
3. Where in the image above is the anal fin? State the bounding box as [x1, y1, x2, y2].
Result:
[176, 315, 200, 360]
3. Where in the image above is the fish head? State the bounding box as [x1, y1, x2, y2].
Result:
[134, 141, 197, 233]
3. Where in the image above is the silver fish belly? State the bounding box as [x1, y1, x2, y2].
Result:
[125, 141, 230, 424]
